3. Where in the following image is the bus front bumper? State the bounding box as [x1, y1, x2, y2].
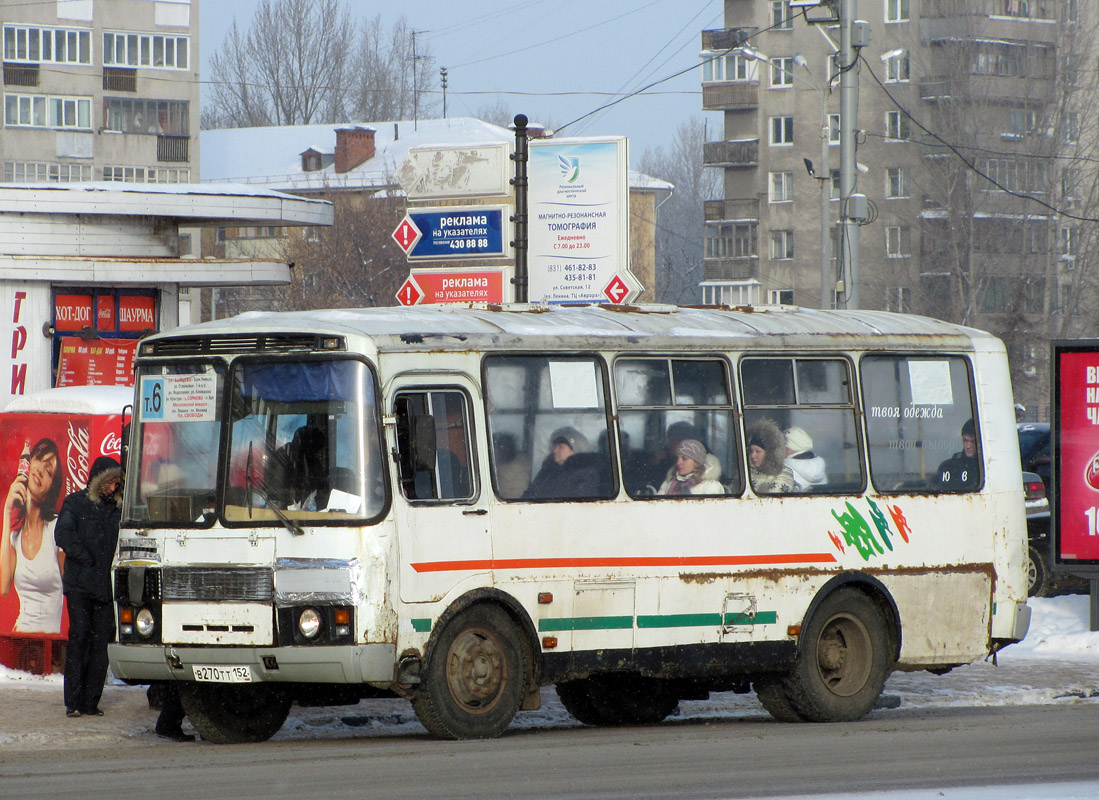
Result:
[108, 642, 397, 685]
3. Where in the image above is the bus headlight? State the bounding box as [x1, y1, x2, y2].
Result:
[298, 608, 322, 639]
[135, 608, 157, 638]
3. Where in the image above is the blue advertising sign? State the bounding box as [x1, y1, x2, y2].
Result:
[406, 205, 508, 260]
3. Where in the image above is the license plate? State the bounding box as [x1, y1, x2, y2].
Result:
[193, 664, 252, 683]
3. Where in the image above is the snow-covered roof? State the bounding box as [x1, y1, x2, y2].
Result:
[201, 117, 674, 194]
[3, 385, 133, 415]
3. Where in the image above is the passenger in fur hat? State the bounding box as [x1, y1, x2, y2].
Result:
[746, 419, 795, 495]
[783, 426, 828, 490]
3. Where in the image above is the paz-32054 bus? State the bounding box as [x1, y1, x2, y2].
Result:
[108, 304, 1030, 742]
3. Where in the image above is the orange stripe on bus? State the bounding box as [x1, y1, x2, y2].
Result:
[410, 553, 838, 573]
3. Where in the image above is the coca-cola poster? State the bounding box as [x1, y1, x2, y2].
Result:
[0, 409, 126, 667]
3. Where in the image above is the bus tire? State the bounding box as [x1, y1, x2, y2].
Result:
[753, 677, 805, 722]
[555, 679, 608, 726]
[1027, 544, 1049, 598]
[177, 682, 291, 744]
[411, 604, 526, 739]
[586, 674, 679, 725]
[784, 588, 893, 723]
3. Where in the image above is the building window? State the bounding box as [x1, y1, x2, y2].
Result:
[770, 230, 794, 260]
[979, 276, 1007, 313]
[703, 281, 761, 306]
[769, 171, 794, 203]
[885, 0, 910, 22]
[770, 115, 794, 145]
[701, 52, 752, 82]
[706, 223, 758, 259]
[1007, 108, 1036, 138]
[885, 286, 911, 312]
[767, 289, 794, 305]
[886, 226, 910, 257]
[103, 32, 190, 70]
[770, 57, 794, 88]
[884, 52, 909, 83]
[3, 25, 91, 65]
[886, 167, 907, 198]
[828, 113, 841, 144]
[772, 1, 795, 29]
[974, 43, 1026, 77]
[830, 169, 841, 200]
[885, 110, 910, 141]
[1063, 112, 1079, 144]
[1062, 168, 1079, 201]
[4, 93, 91, 129]
[3, 161, 90, 182]
[103, 97, 189, 135]
[1061, 225, 1078, 256]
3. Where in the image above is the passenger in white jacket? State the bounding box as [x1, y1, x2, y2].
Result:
[783, 427, 827, 490]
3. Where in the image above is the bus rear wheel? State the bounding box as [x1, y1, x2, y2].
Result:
[411, 604, 526, 739]
[783, 588, 893, 723]
[177, 682, 291, 743]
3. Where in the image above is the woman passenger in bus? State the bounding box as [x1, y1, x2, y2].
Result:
[657, 439, 724, 497]
[523, 427, 600, 500]
[746, 420, 795, 495]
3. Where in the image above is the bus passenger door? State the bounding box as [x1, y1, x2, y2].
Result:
[390, 379, 491, 604]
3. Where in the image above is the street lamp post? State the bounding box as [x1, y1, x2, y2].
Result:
[793, 54, 833, 310]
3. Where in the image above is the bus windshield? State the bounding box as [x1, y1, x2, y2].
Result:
[126, 358, 386, 527]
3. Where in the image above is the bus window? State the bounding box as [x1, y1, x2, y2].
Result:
[740, 357, 863, 494]
[614, 357, 737, 497]
[127, 362, 224, 526]
[861, 355, 981, 493]
[484, 355, 613, 501]
[223, 358, 384, 523]
[394, 390, 475, 502]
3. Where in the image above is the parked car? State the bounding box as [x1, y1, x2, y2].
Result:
[1018, 422, 1051, 488]
[1022, 470, 1052, 597]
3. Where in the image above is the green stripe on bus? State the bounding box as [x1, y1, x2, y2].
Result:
[539, 615, 634, 632]
[411, 618, 431, 633]
[636, 611, 778, 628]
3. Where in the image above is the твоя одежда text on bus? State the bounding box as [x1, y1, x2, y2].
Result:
[108, 304, 1030, 742]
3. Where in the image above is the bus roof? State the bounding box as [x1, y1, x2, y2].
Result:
[147, 304, 997, 353]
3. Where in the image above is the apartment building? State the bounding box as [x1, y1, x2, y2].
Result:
[2, 0, 199, 184]
[701, 0, 1094, 415]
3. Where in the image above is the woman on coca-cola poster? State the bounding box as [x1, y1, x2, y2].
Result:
[0, 438, 65, 633]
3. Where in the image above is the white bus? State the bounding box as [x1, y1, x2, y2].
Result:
[108, 304, 1030, 742]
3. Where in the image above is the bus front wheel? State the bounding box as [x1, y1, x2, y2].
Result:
[177, 682, 291, 743]
[412, 604, 526, 739]
[784, 588, 893, 722]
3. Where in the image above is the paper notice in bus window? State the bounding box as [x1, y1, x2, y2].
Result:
[548, 361, 599, 408]
[907, 360, 953, 406]
[140, 373, 218, 422]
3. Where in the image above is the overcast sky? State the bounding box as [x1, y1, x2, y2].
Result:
[198, 0, 722, 163]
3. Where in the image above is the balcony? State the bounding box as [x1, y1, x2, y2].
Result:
[919, 73, 1054, 104]
[157, 135, 190, 163]
[3, 63, 39, 87]
[704, 198, 760, 222]
[704, 257, 759, 282]
[920, 14, 1058, 46]
[701, 28, 756, 51]
[702, 82, 759, 111]
[703, 139, 759, 168]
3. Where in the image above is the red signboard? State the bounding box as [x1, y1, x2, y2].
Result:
[391, 216, 422, 255]
[54, 294, 93, 331]
[407, 269, 507, 304]
[118, 295, 156, 332]
[1054, 342, 1099, 570]
[55, 337, 138, 388]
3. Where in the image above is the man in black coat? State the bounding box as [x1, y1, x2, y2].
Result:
[55, 456, 122, 718]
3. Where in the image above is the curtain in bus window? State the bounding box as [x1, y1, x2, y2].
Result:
[860, 355, 980, 493]
[484, 355, 613, 501]
[615, 357, 737, 498]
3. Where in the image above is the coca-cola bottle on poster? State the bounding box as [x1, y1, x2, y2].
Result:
[9, 440, 29, 531]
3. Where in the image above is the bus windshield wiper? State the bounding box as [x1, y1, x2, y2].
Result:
[249, 440, 304, 536]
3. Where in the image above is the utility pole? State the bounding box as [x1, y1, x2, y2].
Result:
[411, 30, 425, 130]
[838, 0, 862, 309]
[440, 67, 448, 119]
